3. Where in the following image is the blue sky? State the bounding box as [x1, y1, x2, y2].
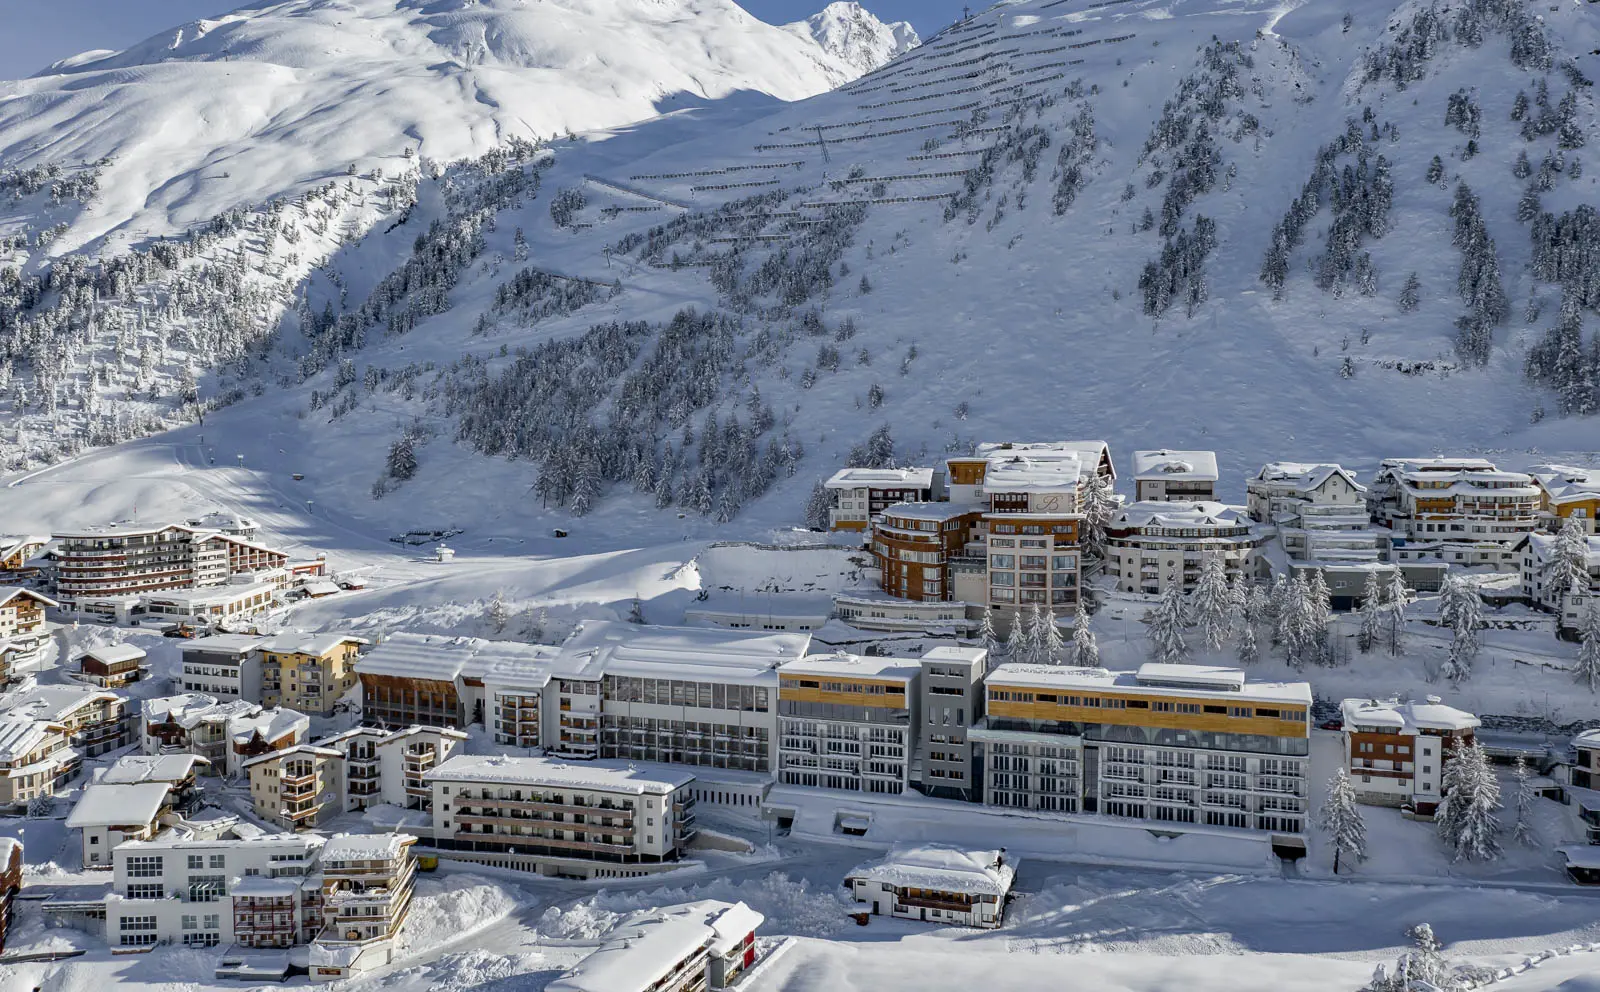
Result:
[0, 1, 970, 79]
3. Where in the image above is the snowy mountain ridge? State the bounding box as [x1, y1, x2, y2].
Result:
[782, 2, 921, 78]
[5, 0, 1600, 547]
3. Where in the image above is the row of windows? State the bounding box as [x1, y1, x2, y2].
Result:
[603, 676, 771, 713]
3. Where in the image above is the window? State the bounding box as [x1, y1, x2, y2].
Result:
[209, 854, 225, 869]
[187, 855, 204, 870]
[125, 883, 165, 900]
[182, 915, 198, 930]
[126, 856, 164, 878]
[204, 914, 219, 929]
[991, 555, 1015, 568]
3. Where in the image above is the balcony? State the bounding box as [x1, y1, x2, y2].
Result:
[897, 894, 976, 914]
[451, 830, 635, 856]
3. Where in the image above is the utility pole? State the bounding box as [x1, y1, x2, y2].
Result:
[812, 126, 831, 165]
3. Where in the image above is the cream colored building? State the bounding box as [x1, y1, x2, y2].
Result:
[258, 633, 368, 715]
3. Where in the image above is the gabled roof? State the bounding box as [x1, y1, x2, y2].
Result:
[0, 586, 58, 609]
[0, 715, 65, 761]
[241, 743, 343, 769]
[258, 631, 369, 656]
[1339, 697, 1479, 733]
[66, 782, 173, 829]
[1111, 500, 1252, 530]
[847, 844, 1017, 897]
[1529, 464, 1600, 504]
[82, 643, 147, 666]
[354, 632, 560, 686]
[97, 753, 209, 784]
[1251, 461, 1366, 495]
[547, 900, 763, 992]
[3, 684, 120, 723]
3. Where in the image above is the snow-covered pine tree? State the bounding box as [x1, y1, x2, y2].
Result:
[1072, 597, 1099, 667]
[1040, 606, 1066, 665]
[1511, 756, 1539, 848]
[1319, 768, 1368, 874]
[1007, 605, 1030, 662]
[1547, 516, 1592, 594]
[486, 591, 510, 634]
[1191, 555, 1232, 653]
[1385, 924, 1450, 991]
[1357, 570, 1383, 653]
[1574, 600, 1600, 693]
[1436, 738, 1502, 862]
[1079, 472, 1119, 559]
[1147, 581, 1190, 664]
[978, 606, 999, 660]
[1264, 574, 1290, 646]
[628, 598, 646, 624]
[1277, 573, 1315, 667]
[1398, 271, 1421, 312]
[1439, 573, 1483, 683]
[1383, 568, 1410, 656]
[1305, 568, 1333, 664]
[1238, 618, 1259, 665]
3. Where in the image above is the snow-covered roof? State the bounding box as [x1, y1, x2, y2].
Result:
[258, 631, 368, 656]
[0, 715, 64, 760]
[228, 707, 309, 744]
[547, 900, 763, 992]
[1376, 457, 1535, 491]
[1339, 697, 1479, 734]
[181, 633, 267, 654]
[187, 511, 258, 532]
[1111, 500, 1253, 531]
[2, 684, 119, 723]
[877, 500, 981, 523]
[142, 693, 259, 729]
[1572, 729, 1600, 751]
[425, 754, 693, 794]
[920, 645, 988, 667]
[82, 643, 147, 666]
[231, 875, 304, 898]
[986, 663, 1312, 706]
[846, 843, 1017, 897]
[970, 441, 1114, 480]
[97, 753, 208, 784]
[1529, 464, 1600, 504]
[1134, 664, 1247, 692]
[354, 632, 560, 686]
[119, 830, 323, 853]
[1517, 531, 1600, 569]
[141, 580, 276, 607]
[1132, 449, 1219, 482]
[66, 782, 173, 828]
[778, 651, 921, 681]
[242, 744, 343, 769]
[0, 836, 19, 864]
[0, 535, 49, 557]
[980, 449, 1083, 493]
[302, 580, 342, 596]
[1250, 462, 1365, 495]
[320, 832, 414, 863]
[553, 620, 811, 683]
[824, 466, 936, 490]
[0, 586, 57, 609]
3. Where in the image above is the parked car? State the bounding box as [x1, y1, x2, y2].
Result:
[163, 624, 199, 639]
[1317, 719, 1343, 731]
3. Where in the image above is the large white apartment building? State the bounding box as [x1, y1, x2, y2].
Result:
[179, 634, 266, 699]
[1338, 697, 1479, 817]
[776, 652, 920, 795]
[971, 664, 1312, 851]
[1105, 501, 1266, 595]
[1247, 462, 1390, 608]
[50, 521, 288, 615]
[357, 623, 808, 774]
[1369, 458, 1541, 568]
[425, 754, 697, 878]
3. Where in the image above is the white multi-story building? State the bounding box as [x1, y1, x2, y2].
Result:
[823, 467, 942, 531]
[309, 833, 417, 981]
[179, 634, 266, 699]
[1247, 462, 1390, 608]
[1105, 501, 1266, 595]
[1339, 697, 1479, 817]
[546, 900, 764, 992]
[1516, 530, 1600, 634]
[776, 652, 920, 795]
[0, 587, 56, 667]
[51, 521, 288, 615]
[972, 664, 1312, 849]
[1132, 449, 1219, 502]
[357, 623, 807, 774]
[66, 782, 176, 868]
[1529, 464, 1600, 535]
[247, 725, 469, 829]
[425, 754, 697, 878]
[102, 831, 325, 949]
[2, 684, 131, 758]
[0, 715, 78, 811]
[1369, 458, 1541, 569]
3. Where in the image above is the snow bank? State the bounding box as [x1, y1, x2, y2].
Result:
[397, 873, 524, 958]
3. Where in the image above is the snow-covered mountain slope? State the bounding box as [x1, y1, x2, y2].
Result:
[7, 0, 1600, 552]
[782, 2, 920, 78]
[0, 0, 897, 256]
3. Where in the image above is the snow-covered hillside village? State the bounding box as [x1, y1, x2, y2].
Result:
[7, 0, 1600, 988]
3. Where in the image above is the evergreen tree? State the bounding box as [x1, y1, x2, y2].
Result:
[1006, 605, 1030, 661]
[1547, 516, 1592, 594]
[1357, 570, 1383, 653]
[1383, 568, 1410, 656]
[1072, 597, 1099, 667]
[1398, 272, 1421, 312]
[1437, 738, 1502, 862]
[1439, 574, 1483, 683]
[1079, 473, 1119, 559]
[486, 591, 510, 634]
[1238, 618, 1259, 665]
[1305, 568, 1333, 664]
[628, 598, 646, 624]
[1264, 574, 1290, 646]
[1191, 555, 1233, 652]
[1147, 581, 1190, 664]
[1511, 756, 1539, 848]
[977, 606, 999, 660]
[1039, 606, 1066, 665]
[1319, 768, 1368, 874]
[1574, 601, 1600, 693]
